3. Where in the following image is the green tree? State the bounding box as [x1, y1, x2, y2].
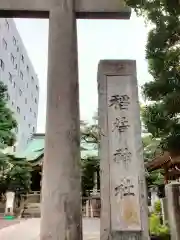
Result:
[0, 81, 17, 146]
[6, 156, 32, 193]
[0, 151, 10, 198]
[0, 81, 31, 197]
[0, 153, 32, 198]
[124, 1, 180, 153]
[142, 134, 164, 187]
[80, 118, 100, 196]
[81, 156, 99, 197]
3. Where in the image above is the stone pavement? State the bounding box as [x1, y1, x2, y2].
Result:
[0, 218, 21, 230]
[0, 218, 100, 240]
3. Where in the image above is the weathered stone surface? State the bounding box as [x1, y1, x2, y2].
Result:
[161, 198, 168, 224]
[98, 60, 149, 240]
[0, 0, 130, 19]
[76, 0, 130, 19]
[40, 4, 82, 240]
[165, 183, 180, 240]
[0, 0, 52, 12]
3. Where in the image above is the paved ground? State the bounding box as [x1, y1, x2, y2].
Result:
[0, 218, 100, 240]
[0, 218, 21, 230]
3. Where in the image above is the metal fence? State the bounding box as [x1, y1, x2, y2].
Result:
[82, 195, 101, 218]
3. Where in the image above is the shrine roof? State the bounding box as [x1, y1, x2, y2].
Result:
[145, 151, 180, 172]
[9, 133, 98, 164]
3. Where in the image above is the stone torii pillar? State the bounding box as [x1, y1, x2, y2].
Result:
[0, 1, 131, 239]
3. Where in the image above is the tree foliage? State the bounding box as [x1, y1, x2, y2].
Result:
[0, 153, 32, 197]
[80, 119, 100, 196]
[6, 156, 32, 193]
[0, 81, 17, 146]
[81, 156, 99, 197]
[0, 80, 30, 196]
[124, 0, 180, 153]
[142, 134, 164, 187]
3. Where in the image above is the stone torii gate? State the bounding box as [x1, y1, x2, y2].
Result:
[0, 1, 131, 239]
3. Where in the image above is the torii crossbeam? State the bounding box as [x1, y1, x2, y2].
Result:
[0, 0, 130, 19]
[0, 1, 131, 239]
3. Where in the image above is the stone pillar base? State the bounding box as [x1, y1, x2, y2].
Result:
[91, 195, 101, 218]
[165, 183, 180, 240]
[161, 197, 168, 224]
[111, 231, 142, 240]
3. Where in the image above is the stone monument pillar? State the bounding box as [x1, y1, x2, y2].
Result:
[161, 197, 168, 224]
[5, 191, 15, 216]
[98, 60, 149, 240]
[165, 183, 180, 240]
[40, 4, 82, 240]
[150, 186, 159, 212]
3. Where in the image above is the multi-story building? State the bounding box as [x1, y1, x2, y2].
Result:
[0, 18, 39, 151]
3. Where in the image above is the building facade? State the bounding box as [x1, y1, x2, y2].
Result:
[0, 18, 39, 151]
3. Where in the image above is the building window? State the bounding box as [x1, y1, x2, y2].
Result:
[15, 127, 18, 134]
[6, 93, 10, 100]
[34, 112, 37, 118]
[35, 98, 37, 104]
[30, 108, 32, 112]
[11, 54, 15, 64]
[5, 20, 9, 30]
[28, 123, 31, 128]
[21, 54, 24, 63]
[12, 101, 14, 106]
[27, 83, 28, 88]
[2, 38, 7, 50]
[31, 76, 34, 83]
[24, 116, 26, 120]
[20, 71, 23, 80]
[13, 82, 16, 88]
[25, 98, 27, 104]
[36, 85, 39, 91]
[15, 64, 18, 70]
[19, 89, 22, 96]
[27, 66, 29, 73]
[32, 127, 35, 133]
[9, 73, 12, 83]
[0, 59, 5, 71]
[13, 36, 17, 46]
[17, 106, 20, 113]
[17, 46, 19, 52]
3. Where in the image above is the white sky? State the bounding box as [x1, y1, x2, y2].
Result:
[14, 11, 152, 133]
